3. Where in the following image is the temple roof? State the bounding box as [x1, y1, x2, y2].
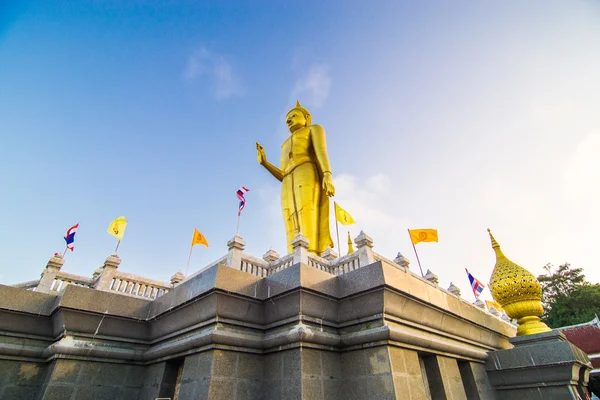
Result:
[557, 315, 600, 369]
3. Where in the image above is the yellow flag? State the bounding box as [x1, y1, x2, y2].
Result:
[408, 229, 438, 245]
[191, 228, 209, 247]
[335, 202, 355, 225]
[485, 300, 504, 313]
[108, 216, 128, 241]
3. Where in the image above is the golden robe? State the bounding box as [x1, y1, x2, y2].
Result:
[280, 125, 333, 254]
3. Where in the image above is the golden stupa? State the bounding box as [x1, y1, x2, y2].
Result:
[487, 229, 551, 336]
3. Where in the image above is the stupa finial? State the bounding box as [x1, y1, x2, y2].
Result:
[487, 229, 551, 336]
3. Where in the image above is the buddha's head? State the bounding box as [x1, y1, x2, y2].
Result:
[286, 101, 312, 132]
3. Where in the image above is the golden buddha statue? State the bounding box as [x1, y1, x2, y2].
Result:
[256, 101, 335, 255]
[487, 229, 551, 336]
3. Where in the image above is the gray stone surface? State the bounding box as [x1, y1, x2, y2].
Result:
[458, 361, 497, 400]
[1, 260, 522, 399]
[436, 355, 468, 400]
[0, 284, 57, 315]
[0, 359, 47, 399]
[486, 330, 592, 399]
[389, 347, 428, 399]
[35, 360, 145, 400]
[341, 347, 397, 400]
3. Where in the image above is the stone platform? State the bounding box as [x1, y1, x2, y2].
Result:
[0, 236, 515, 399]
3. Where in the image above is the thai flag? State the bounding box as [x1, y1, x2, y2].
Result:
[466, 268, 485, 298]
[64, 223, 79, 251]
[236, 187, 249, 216]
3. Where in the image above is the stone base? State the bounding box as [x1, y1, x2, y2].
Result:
[1, 261, 515, 399]
[485, 330, 592, 400]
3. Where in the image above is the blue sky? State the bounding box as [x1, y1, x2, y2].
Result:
[1, 1, 599, 301]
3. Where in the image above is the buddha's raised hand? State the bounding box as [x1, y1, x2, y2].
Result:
[256, 142, 267, 165]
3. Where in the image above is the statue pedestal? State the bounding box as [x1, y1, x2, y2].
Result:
[485, 331, 592, 399]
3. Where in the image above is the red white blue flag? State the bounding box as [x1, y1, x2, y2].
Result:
[237, 187, 249, 216]
[466, 268, 485, 298]
[64, 223, 79, 251]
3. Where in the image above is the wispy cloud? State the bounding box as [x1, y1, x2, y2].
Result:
[290, 64, 331, 108]
[330, 173, 410, 256]
[184, 47, 244, 100]
[564, 132, 600, 200]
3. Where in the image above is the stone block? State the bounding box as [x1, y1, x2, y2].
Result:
[264, 352, 282, 381]
[150, 265, 219, 318]
[211, 350, 238, 378]
[0, 310, 54, 337]
[208, 377, 237, 400]
[337, 262, 386, 298]
[321, 350, 342, 379]
[341, 350, 368, 377]
[342, 376, 369, 400]
[300, 291, 338, 322]
[337, 291, 385, 323]
[282, 348, 302, 380]
[123, 364, 146, 387]
[302, 377, 323, 398]
[57, 285, 150, 319]
[47, 360, 82, 383]
[367, 373, 395, 399]
[485, 331, 592, 399]
[389, 347, 428, 399]
[71, 385, 122, 400]
[181, 351, 214, 381]
[1, 384, 41, 400]
[0, 284, 57, 315]
[140, 362, 165, 390]
[263, 383, 281, 400]
[458, 361, 496, 400]
[149, 293, 217, 339]
[263, 291, 301, 325]
[323, 376, 342, 400]
[215, 293, 262, 322]
[281, 378, 302, 400]
[40, 384, 75, 400]
[236, 352, 263, 381]
[236, 379, 263, 400]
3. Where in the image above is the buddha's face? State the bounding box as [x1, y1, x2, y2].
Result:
[286, 110, 307, 132]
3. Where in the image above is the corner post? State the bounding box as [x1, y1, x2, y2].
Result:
[95, 254, 122, 291]
[291, 233, 310, 265]
[355, 231, 375, 266]
[37, 254, 64, 293]
[226, 235, 246, 269]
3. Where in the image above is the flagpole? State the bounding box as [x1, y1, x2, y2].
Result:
[62, 247, 68, 258]
[185, 245, 193, 277]
[114, 240, 121, 254]
[335, 219, 341, 257]
[236, 213, 241, 236]
[408, 229, 424, 277]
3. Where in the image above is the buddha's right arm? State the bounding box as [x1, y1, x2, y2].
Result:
[262, 160, 284, 182]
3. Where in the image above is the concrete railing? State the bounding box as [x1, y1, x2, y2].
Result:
[306, 253, 331, 272]
[11, 279, 40, 291]
[239, 254, 269, 277]
[330, 253, 361, 275]
[107, 271, 170, 299]
[50, 271, 94, 292]
[267, 253, 294, 274]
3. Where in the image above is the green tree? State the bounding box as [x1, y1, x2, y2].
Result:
[537, 263, 600, 328]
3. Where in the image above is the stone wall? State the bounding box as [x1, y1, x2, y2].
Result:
[0, 360, 48, 399]
[0, 259, 516, 399]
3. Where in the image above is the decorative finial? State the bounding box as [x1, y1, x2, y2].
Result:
[487, 228, 505, 258]
[487, 229, 551, 336]
[347, 231, 355, 254]
[296, 100, 302, 108]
